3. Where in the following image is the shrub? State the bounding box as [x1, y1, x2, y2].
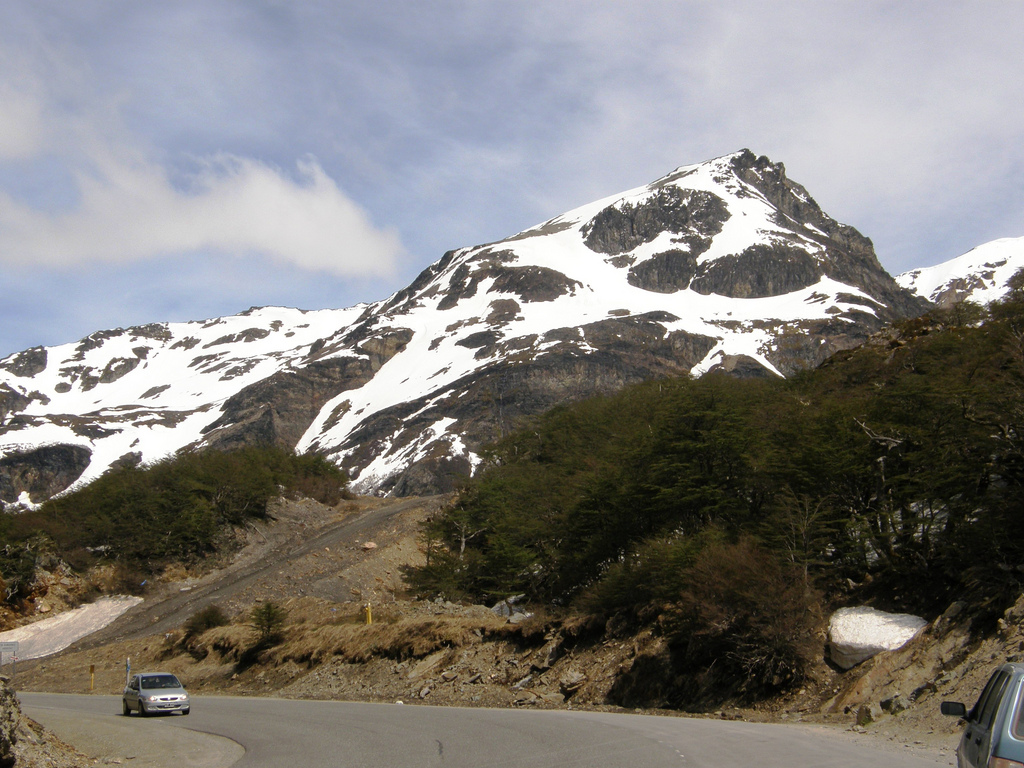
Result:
[0, 445, 351, 600]
[184, 604, 230, 639]
[661, 538, 819, 705]
[250, 601, 288, 644]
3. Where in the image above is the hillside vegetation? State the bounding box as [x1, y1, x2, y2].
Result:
[0, 445, 348, 603]
[409, 280, 1024, 706]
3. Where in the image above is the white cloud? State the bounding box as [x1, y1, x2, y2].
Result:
[0, 82, 45, 161]
[0, 33, 402, 277]
[0, 151, 402, 276]
[0, 44, 54, 162]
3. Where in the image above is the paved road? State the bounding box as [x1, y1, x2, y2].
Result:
[21, 693, 952, 768]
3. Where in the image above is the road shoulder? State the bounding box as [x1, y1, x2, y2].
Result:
[20, 694, 244, 768]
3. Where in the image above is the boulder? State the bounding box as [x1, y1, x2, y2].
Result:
[559, 668, 587, 696]
[827, 606, 927, 669]
[491, 594, 532, 623]
[531, 638, 561, 671]
[490, 595, 523, 618]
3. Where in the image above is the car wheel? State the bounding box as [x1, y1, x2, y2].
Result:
[122, 699, 130, 716]
[138, 702, 147, 717]
[181, 708, 190, 716]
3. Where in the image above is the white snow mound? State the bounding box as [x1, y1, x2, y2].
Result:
[0, 595, 142, 660]
[827, 606, 927, 670]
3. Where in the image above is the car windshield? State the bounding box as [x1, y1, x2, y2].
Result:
[140, 675, 182, 690]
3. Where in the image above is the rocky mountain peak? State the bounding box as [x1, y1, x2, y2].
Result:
[1, 151, 933, 504]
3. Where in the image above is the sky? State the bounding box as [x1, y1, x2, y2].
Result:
[1, 1, 1023, 358]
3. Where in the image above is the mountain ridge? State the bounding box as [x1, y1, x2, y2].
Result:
[0, 149, 997, 506]
[896, 235, 1024, 306]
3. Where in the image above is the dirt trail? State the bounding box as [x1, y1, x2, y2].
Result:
[22, 494, 443, 662]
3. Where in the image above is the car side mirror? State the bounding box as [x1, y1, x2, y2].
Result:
[941, 701, 967, 718]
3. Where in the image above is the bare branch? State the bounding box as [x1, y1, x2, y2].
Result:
[854, 418, 903, 450]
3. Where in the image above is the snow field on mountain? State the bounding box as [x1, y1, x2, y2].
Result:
[6, 149, 1012, 500]
[7, 306, 349, 417]
[349, 416, 464, 492]
[0, 306, 361, 496]
[296, 157, 881, 489]
[897, 236, 1024, 305]
[0, 596, 142, 660]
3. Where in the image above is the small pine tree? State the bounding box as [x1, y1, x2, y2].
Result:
[250, 601, 288, 644]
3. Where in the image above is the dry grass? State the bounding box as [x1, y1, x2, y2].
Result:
[173, 596, 514, 672]
[198, 623, 254, 662]
[272, 614, 510, 666]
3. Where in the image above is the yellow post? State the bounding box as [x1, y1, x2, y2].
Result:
[364, 603, 372, 625]
[89, 664, 95, 692]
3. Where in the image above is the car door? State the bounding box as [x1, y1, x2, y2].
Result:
[125, 676, 140, 709]
[961, 669, 1011, 768]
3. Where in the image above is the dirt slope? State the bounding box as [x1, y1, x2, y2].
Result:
[76, 494, 443, 646]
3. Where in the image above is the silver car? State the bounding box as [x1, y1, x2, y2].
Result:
[122, 672, 190, 717]
[943, 662, 1024, 768]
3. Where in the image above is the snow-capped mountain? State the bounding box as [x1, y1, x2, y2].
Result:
[897, 236, 1024, 307]
[0, 150, 928, 506]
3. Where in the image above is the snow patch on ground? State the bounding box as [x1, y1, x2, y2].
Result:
[827, 606, 927, 670]
[0, 596, 142, 660]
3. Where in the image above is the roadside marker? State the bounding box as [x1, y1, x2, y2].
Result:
[0, 642, 18, 679]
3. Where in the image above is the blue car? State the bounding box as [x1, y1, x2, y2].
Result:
[943, 663, 1024, 768]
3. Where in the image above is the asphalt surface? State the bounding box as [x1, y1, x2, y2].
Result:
[21, 693, 952, 768]
[20, 693, 242, 768]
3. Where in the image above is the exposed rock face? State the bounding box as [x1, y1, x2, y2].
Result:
[627, 250, 698, 293]
[202, 356, 379, 452]
[583, 186, 729, 255]
[436, 255, 581, 311]
[0, 677, 14, 768]
[705, 354, 779, 378]
[0, 348, 47, 378]
[336, 318, 719, 495]
[690, 244, 823, 298]
[0, 675, 88, 767]
[729, 151, 927, 320]
[0, 386, 32, 425]
[0, 150, 931, 499]
[0, 445, 92, 506]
